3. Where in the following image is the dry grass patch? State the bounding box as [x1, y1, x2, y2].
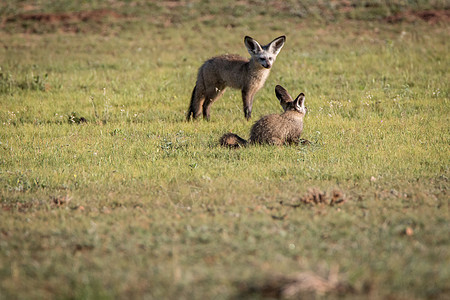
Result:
[283, 188, 347, 207]
[238, 267, 356, 299]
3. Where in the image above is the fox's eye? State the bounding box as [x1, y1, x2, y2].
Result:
[269, 57, 273, 61]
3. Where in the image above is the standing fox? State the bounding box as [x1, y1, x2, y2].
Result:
[186, 35, 286, 121]
[220, 85, 307, 147]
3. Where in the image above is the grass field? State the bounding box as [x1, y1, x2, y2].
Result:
[1, 1, 449, 299]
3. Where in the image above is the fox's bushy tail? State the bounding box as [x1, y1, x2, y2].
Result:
[219, 133, 248, 148]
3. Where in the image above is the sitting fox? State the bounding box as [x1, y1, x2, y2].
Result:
[220, 85, 307, 147]
[186, 35, 286, 121]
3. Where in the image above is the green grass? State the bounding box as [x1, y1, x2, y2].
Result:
[1, 1, 449, 299]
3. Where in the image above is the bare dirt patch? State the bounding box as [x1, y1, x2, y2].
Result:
[5, 9, 122, 23]
[385, 9, 450, 24]
[2, 9, 125, 33]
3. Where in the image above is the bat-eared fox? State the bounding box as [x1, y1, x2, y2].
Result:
[220, 85, 307, 147]
[186, 35, 286, 121]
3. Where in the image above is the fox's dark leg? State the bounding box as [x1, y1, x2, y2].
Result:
[188, 68, 208, 121]
[189, 84, 205, 120]
[242, 89, 255, 121]
[186, 85, 197, 121]
[203, 86, 226, 121]
[193, 97, 204, 119]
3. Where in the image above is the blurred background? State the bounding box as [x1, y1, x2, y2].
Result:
[1, 0, 449, 34]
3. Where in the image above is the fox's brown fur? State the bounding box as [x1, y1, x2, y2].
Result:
[187, 36, 286, 121]
[220, 85, 307, 147]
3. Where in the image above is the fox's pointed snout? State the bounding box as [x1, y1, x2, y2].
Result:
[262, 62, 272, 69]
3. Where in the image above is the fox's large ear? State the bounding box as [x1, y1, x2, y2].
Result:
[268, 36, 286, 55]
[294, 93, 306, 111]
[244, 36, 263, 55]
[275, 85, 293, 103]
